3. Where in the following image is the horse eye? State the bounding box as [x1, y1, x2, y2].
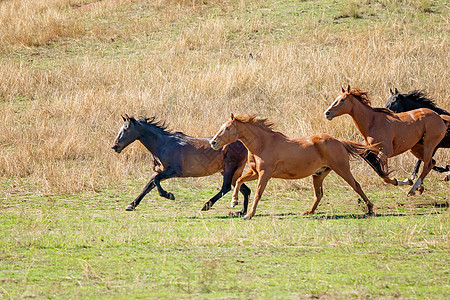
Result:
[225, 127, 230, 131]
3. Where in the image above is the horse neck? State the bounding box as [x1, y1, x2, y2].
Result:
[236, 122, 270, 155]
[137, 122, 172, 157]
[347, 99, 377, 139]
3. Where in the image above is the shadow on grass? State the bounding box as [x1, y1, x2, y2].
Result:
[183, 208, 446, 221]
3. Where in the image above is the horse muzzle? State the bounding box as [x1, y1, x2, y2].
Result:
[209, 140, 220, 150]
[111, 144, 122, 153]
[324, 110, 334, 120]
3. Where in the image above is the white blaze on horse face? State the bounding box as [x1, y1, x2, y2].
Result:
[324, 95, 343, 120]
[115, 124, 126, 143]
[112, 121, 132, 153]
[210, 123, 227, 150]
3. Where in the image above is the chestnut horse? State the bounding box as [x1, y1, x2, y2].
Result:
[324, 85, 447, 196]
[385, 88, 450, 181]
[112, 114, 250, 213]
[209, 113, 388, 220]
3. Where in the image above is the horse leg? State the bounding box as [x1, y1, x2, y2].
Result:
[302, 168, 332, 215]
[444, 173, 450, 181]
[231, 169, 258, 208]
[243, 171, 271, 220]
[237, 184, 251, 215]
[378, 151, 412, 186]
[226, 163, 251, 215]
[153, 168, 178, 199]
[433, 164, 450, 173]
[332, 164, 374, 215]
[410, 159, 422, 180]
[126, 173, 158, 211]
[408, 145, 435, 196]
[200, 168, 235, 211]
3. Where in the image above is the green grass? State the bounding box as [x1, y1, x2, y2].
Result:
[1, 175, 449, 298]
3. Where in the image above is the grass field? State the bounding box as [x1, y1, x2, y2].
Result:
[0, 0, 449, 298]
[1, 176, 449, 298]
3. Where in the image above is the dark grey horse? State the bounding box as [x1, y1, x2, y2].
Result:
[112, 114, 251, 213]
[386, 89, 449, 180]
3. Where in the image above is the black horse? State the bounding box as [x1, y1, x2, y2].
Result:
[112, 114, 251, 214]
[386, 89, 449, 181]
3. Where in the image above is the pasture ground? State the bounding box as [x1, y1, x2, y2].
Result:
[1, 173, 449, 298]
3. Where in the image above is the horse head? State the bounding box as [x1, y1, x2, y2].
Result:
[111, 114, 140, 153]
[385, 88, 404, 113]
[210, 113, 240, 150]
[324, 85, 355, 120]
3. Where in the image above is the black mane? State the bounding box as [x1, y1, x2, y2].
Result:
[404, 90, 438, 108]
[136, 116, 171, 132]
[386, 89, 449, 116]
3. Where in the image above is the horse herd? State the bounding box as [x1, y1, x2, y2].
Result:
[111, 86, 450, 219]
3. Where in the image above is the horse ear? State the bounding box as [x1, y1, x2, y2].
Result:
[124, 113, 130, 121]
[230, 113, 235, 120]
[394, 88, 399, 94]
[121, 115, 126, 121]
[346, 84, 351, 93]
[390, 88, 394, 95]
[341, 86, 345, 93]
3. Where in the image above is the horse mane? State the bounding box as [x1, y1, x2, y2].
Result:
[233, 113, 278, 132]
[404, 90, 437, 108]
[136, 116, 172, 133]
[349, 89, 397, 116]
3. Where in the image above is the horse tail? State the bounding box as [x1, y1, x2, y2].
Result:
[339, 140, 389, 179]
[441, 114, 450, 127]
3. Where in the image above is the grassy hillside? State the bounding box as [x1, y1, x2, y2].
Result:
[0, 0, 448, 194]
[0, 1, 449, 298]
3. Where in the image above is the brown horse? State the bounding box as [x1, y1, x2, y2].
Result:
[209, 113, 388, 220]
[324, 85, 447, 196]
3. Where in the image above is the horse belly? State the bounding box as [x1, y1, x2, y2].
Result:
[181, 148, 223, 177]
[272, 159, 324, 179]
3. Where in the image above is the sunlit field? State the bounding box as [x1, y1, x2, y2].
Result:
[0, 0, 449, 298]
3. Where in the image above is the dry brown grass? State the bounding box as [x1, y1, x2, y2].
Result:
[0, 0, 448, 194]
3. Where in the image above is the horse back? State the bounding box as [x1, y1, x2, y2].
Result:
[394, 108, 445, 128]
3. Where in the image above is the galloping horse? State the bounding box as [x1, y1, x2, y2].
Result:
[209, 113, 388, 220]
[385, 88, 450, 181]
[324, 85, 447, 196]
[112, 114, 250, 214]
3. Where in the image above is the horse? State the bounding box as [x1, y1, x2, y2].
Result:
[111, 114, 251, 214]
[209, 113, 388, 220]
[324, 85, 447, 196]
[385, 88, 450, 181]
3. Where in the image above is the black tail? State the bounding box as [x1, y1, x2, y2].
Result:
[340, 140, 389, 179]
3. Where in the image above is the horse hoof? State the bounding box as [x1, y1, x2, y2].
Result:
[417, 186, 424, 195]
[407, 190, 416, 197]
[125, 205, 135, 211]
[167, 193, 175, 200]
[201, 203, 210, 211]
[230, 210, 245, 217]
[242, 214, 253, 220]
[407, 179, 414, 185]
[444, 175, 449, 182]
[230, 199, 239, 208]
